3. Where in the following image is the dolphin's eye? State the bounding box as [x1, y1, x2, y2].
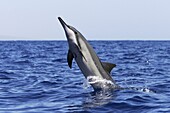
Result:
[75, 32, 77, 34]
[67, 26, 71, 28]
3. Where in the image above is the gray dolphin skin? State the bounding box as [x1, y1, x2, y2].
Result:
[58, 17, 120, 91]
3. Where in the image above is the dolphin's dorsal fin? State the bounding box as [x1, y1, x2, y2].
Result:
[102, 62, 116, 74]
[67, 50, 74, 68]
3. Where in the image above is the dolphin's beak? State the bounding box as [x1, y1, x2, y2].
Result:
[58, 17, 74, 41]
[58, 17, 68, 29]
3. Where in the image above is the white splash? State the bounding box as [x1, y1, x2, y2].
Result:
[138, 87, 155, 93]
[87, 76, 113, 85]
[86, 76, 115, 89]
[82, 79, 91, 89]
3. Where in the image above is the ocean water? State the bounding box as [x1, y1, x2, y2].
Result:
[0, 41, 169, 113]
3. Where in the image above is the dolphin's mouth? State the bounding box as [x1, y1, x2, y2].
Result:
[58, 17, 67, 28]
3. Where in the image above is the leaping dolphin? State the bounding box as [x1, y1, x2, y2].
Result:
[58, 17, 120, 91]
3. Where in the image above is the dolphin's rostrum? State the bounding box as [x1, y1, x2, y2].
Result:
[58, 17, 120, 91]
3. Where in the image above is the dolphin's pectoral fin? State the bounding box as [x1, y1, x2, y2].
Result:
[101, 62, 116, 74]
[67, 50, 74, 68]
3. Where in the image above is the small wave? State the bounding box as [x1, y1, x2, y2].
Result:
[124, 87, 156, 93]
[38, 81, 58, 86]
[0, 75, 11, 79]
[0, 75, 12, 83]
[0, 71, 15, 83]
[138, 88, 153, 93]
[52, 58, 66, 63]
[0, 71, 15, 75]
[35, 81, 59, 90]
[14, 60, 32, 64]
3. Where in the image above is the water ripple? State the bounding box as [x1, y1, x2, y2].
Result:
[0, 41, 169, 112]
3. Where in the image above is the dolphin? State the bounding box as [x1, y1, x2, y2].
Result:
[58, 17, 120, 91]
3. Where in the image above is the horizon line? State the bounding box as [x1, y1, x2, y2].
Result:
[0, 39, 169, 41]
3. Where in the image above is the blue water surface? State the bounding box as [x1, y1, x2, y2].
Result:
[0, 41, 170, 113]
